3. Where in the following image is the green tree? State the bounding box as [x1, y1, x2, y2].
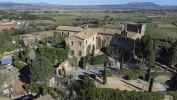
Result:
[71, 76, 95, 100]
[140, 35, 156, 81]
[103, 60, 108, 84]
[148, 39, 156, 67]
[0, 29, 20, 53]
[29, 47, 68, 83]
[79, 57, 87, 69]
[167, 41, 177, 91]
[141, 35, 156, 66]
[120, 48, 125, 69]
[30, 55, 53, 83]
[168, 41, 177, 66]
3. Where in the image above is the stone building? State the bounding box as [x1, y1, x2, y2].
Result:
[121, 22, 146, 40]
[55, 26, 83, 37]
[111, 23, 146, 50]
[20, 31, 55, 47]
[66, 23, 146, 58]
[68, 28, 98, 58]
[96, 28, 121, 49]
[110, 23, 146, 61]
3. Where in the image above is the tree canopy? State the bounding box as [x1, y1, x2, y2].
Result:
[29, 47, 69, 83]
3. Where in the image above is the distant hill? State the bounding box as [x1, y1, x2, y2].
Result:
[0, 2, 176, 11]
[94, 2, 177, 10]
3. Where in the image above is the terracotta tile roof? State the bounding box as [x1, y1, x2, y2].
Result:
[96, 28, 121, 35]
[73, 28, 121, 40]
[73, 28, 97, 40]
[21, 31, 55, 41]
[68, 25, 144, 40]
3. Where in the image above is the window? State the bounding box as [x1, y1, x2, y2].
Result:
[79, 51, 82, 56]
[71, 50, 74, 56]
[86, 40, 87, 44]
[79, 41, 82, 46]
[71, 41, 74, 46]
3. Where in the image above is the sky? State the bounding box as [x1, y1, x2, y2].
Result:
[0, 0, 177, 5]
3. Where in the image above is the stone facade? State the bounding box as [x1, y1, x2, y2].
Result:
[20, 31, 55, 47]
[120, 23, 146, 40]
[69, 28, 97, 57]
[111, 23, 146, 49]
[65, 23, 146, 58]
[55, 26, 83, 37]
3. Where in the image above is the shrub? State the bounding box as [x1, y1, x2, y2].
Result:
[167, 91, 177, 100]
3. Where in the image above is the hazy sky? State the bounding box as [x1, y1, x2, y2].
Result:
[0, 0, 177, 5]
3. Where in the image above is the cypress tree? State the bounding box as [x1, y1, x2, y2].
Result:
[103, 60, 108, 84]
[147, 39, 155, 67]
[168, 44, 177, 66]
[148, 78, 154, 92]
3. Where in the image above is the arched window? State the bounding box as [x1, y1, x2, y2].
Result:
[71, 41, 74, 46]
[71, 50, 74, 56]
[79, 41, 82, 46]
[79, 51, 82, 56]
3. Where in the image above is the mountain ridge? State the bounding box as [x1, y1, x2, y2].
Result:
[0, 2, 176, 10]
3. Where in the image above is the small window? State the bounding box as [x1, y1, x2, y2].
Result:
[79, 51, 82, 56]
[79, 41, 82, 46]
[71, 50, 74, 56]
[71, 41, 74, 46]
